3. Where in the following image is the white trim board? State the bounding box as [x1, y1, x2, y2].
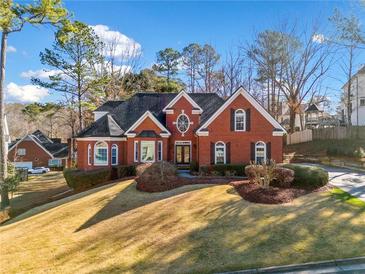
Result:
[196, 87, 287, 136]
[163, 90, 202, 113]
[124, 111, 171, 137]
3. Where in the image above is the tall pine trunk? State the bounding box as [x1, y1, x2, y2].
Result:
[0, 32, 9, 209]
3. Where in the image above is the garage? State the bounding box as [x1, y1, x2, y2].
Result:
[13, 161, 33, 169]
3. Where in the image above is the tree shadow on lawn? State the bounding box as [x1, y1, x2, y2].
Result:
[75, 181, 215, 232]
[55, 185, 365, 274]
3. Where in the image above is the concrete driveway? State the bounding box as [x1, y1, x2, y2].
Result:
[308, 164, 365, 202]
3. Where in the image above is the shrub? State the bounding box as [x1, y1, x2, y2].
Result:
[136, 163, 153, 176]
[63, 168, 112, 191]
[112, 165, 136, 179]
[245, 161, 277, 188]
[283, 164, 328, 188]
[273, 167, 295, 188]
[199, 164, 247, 176]
[136, 161, 178, 192]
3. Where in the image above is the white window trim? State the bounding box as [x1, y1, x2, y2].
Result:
[234, 109, 246, 131]
[157, 141, 163, 161]
[17, 148, 26, 156]
[111, 144, 118, 165]
[255, 141, 266, 164]
[94, 141, 109, 166]
[87, 144, 92, 166]
[176, 113, 191, 134]
[215, 141, 226, 165]
[48, 159, 62, 167]
[140, 141, 155, 163]
[134, 141, 139, 163]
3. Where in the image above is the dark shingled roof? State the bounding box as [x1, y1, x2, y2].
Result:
[78, 92, 224, 138]
[305, 104, 321, 112]
[137, 130, 159, 138]
[95, 101, 124, 112]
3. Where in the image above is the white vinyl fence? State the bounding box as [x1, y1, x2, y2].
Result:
[286, 129, 313, 145]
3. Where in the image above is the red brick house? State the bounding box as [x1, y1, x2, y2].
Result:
[8, 130, 68, 169]
[75, 87, 286, 170]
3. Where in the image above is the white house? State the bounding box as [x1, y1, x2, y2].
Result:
[342, 65, 365, 126]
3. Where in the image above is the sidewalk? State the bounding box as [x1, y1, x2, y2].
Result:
[219, 257, 365, 274]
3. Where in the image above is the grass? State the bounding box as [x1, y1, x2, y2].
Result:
[1, 179, 365, 274]
[331, 188, 365, 208]
[8, 172, 70, 218]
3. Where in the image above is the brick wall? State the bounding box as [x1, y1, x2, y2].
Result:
[198, 94, 283, 166]
[8, 140, 52, 167]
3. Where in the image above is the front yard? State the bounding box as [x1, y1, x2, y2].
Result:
[8, 172, 70, 218]
[1, 179, 364, 274]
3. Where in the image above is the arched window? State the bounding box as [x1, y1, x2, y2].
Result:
[215, 141, 226, 164]
[235, 109, 246, 131]
[255, 141, 266, 164]
[94, 141, 108, 166]
[111, 144, 118, 165]
[87, 144, 92, 165]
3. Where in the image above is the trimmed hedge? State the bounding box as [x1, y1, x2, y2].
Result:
[283, 164, 328, 188]
[63, 168, 112, 191]
[112, 165, 136, 179]
[199, 164, 248, 177]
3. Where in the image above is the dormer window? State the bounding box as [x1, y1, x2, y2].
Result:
[176, 114, 190, 133]
[235, 109, 246, 131]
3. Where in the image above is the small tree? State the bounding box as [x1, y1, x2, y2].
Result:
[0, 0, 69, 209]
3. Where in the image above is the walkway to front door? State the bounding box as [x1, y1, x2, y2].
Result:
[175, 143, 191, 165]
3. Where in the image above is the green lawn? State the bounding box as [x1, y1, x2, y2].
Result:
[1, 179, 365, 274]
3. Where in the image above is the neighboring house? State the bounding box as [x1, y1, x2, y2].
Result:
[8, 130, 68, 169]
[304, 104, 324, 129]
[75, 87, 286, 170]
[278, 102, 308, 131]
[342, 65, 365, 126]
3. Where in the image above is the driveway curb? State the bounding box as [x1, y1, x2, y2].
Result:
[218, 256, 365, 273]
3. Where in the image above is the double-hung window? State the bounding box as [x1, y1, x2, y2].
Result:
[157, 141, 163, 161]
[111, 144, 118, 165]
[94, 141, 108, 166]
[141, 141, 155, 163]
[255, 141, 266, 164]
[235, 109, 246, 131]
[215, 142, 226, 164]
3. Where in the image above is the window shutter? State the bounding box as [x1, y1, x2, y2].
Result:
[226, 142, 231, 164]
[266, 142, 271, 161]
[250, 142, 255, 162]
[230, 109, 235, 131]
[210, 142, 215, 165]
[246, 109, 251, 131]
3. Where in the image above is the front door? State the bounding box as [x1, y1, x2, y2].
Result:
[175, 145, 191, 164]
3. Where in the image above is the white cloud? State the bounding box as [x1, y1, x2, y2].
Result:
[312, 34, 325, 43]
[6, 82, 49, 103]
[91, 25, 141, 59]
[20, 69, 60, 79]
[6, 46, 16, 53]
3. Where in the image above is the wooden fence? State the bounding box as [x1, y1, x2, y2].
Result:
[286, 126, 365, 145]
[312, 126, 365, 140]
[286, 129, 313, 145]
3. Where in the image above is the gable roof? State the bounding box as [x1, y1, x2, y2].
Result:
[196, 87, 287, 135]
[162, 90, 203, 113]
[78, 92, 224, 138]
[124, 111, 171, 137]
[305, 103, 322, 112]
[9, 130, 68, 158]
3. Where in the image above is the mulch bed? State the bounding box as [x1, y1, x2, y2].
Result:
[136, 175, 332, 204]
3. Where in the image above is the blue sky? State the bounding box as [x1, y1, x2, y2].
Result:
[4, 0, 365, 111]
